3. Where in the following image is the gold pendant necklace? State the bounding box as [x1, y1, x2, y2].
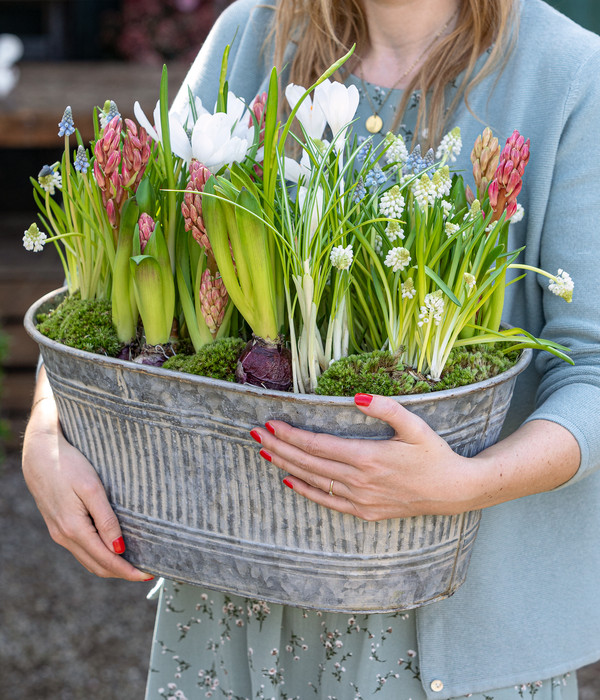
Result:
[359, 9, 458, 134]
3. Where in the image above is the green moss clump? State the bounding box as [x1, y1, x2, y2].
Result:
[162, 337, 246, 382]
[316, 345, 520, 397]
[315, 350, 430, 397]
[37, 294, 122, 357]
[432, 345, 520, 391]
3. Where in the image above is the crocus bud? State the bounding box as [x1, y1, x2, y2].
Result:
[199, 268, 229, 337]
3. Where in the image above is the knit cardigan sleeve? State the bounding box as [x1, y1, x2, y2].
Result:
[523, 45, 600, 487]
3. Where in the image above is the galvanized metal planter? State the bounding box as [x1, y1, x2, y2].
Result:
[25, 288, 531, 613]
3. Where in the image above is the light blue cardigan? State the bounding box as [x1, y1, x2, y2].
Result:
[172, 1, 600, 697]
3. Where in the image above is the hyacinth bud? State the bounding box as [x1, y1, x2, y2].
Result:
[122, 119, 151, 190]
[471, 127, 500, 199]
[182, 159, 212, 251]
[489, 129, 530, 224]
[138, 213, 155, 253]
[199, 269, 229, 337]
[465, 184, 476, 206]
[106, 199, 117, 228]
[249, 91, 268, 144]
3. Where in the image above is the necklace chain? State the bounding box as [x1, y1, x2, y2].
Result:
[359, 9, 459, 134]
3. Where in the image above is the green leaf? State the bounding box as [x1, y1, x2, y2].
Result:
[424, 266, 462, 307]
[111, 198, 139, 342]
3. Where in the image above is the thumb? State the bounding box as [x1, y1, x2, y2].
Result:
[353, 393, 431, 443]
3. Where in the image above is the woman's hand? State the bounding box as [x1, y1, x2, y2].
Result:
[250, 393, 581, 521]
[22, 368, 153, 581]
[251, 393, 479, 520]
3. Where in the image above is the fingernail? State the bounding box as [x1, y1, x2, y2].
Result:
[112, 536, 125, 554]
[259, 449, 272, 462]
[265, 421, 276, 435]
[142, 576, 154, 581]
[354, 393, 373, 407]
[283, 478, 294, 490]
[250, 429, 262, 444]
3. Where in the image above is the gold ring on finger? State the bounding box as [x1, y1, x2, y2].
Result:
[328, 479, 335, 496]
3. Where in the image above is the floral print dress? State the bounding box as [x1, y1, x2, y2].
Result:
[144, 580, 577, 700]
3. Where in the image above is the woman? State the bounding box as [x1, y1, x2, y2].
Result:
[22, 0, 600, 698]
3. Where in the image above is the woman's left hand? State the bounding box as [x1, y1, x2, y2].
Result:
[250, 393, 482, 521]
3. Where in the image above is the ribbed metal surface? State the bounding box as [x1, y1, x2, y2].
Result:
[25, 289, 531, 612]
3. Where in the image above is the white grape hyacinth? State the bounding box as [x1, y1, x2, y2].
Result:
[330, 244, 354, 271]
[548, 269, 574, 302]
[384, 246, 411, 273]
[23, 223, 47, 252]
[379, 185, 405, 218]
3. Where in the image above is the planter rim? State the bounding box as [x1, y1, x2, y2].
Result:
[25, 286, 533, 407]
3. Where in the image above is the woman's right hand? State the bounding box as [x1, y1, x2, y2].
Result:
[21, 367, 153, 582]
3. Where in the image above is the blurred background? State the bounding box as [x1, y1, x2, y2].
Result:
[0, 1, 599, 698]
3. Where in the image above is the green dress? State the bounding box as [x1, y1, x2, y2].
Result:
[144, 77, 580, 699]
[145, 581, 577, 700]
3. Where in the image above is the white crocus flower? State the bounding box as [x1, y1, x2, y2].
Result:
[314, 79, 359, 151]
[284, 149, 312, 184]
[134, 99, 191, 161]
[189, 111, 249, 173]
[285, 84, 326, 140]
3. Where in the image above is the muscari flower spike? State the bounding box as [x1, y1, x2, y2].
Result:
[38, 163, 62, 194]
[379, 185, 405, 218]
[73, 145, 89, 174]
[384, 132, 409, 169]
[330, 244, 354, 271]
[99, 100, 121, 130]
[384, 246, 411, 273]
[418, 290, 445, 327]
[352, 177, 367, 203]
[436, 127, 462, 163]
[23, 223, 47, 252]
[58, 106, 75, 137]
[548, 269, 574, 303]
[401, 278, 416, 299]
[365, 164, 386, 190]
[386, 220, 404, 241]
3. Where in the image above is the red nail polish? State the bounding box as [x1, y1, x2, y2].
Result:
[283, 478, 294, 490]
[143, 576, 155, 581]
[259, 449, 272, 462]
[112, 536, 125, 554]
[354, 393, 373, 407]
[250, 429, 262, 444]
[265, 421, 276, 435]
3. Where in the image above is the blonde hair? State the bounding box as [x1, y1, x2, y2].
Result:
[271, 0, 518, 147]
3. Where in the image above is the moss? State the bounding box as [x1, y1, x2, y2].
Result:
[37, 294, 122, 357]
[162, 337, 246, 382]
[315, 350, 429, 397]
[316, 345, 520, 397]
[432, 345, 520, 391]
